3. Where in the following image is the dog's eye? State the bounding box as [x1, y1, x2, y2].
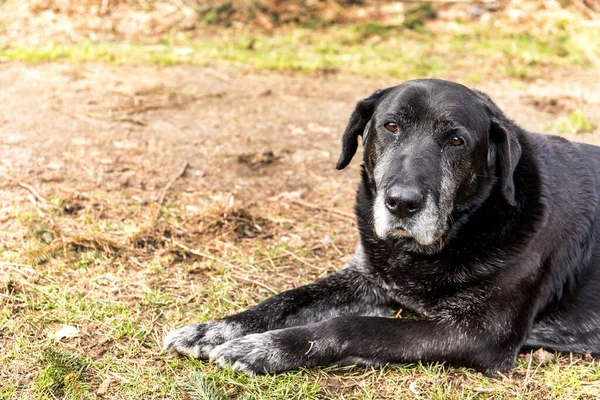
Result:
[384, 122, 398, 133]
[449, 136, 464, 146]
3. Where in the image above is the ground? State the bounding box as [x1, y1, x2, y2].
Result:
[2, 0, 600, 395]
[1, 57, 600, 399]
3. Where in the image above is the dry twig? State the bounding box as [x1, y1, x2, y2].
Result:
[28, 234, 122, 265]
[253, 244, 325, 265]
[18, 182, 47, 204]
[171, 240, 278, 294]
[281, 249, 320, 270]
[285, 198, 354, 221]
[153, 162, 189, 225]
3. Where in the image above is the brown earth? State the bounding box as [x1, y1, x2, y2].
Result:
[1, 61, 600, 396]
[1, 62, 600, 263]
[2, 62, 599, 211]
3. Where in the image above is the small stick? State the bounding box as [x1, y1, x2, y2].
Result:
[172, 240, 235, 266]
[304, 340, 315, 355]
[0, 262, 36, 274]
[101, 0, 110, 14]
[51, 106, 102, 126]
[252, 244, 325, 265]
[172, 240, 278, 294]
[281, 249, 320, 270]
[26, 194, 46, 218]
[328, 239, 345, 256]
[19, 182, 47, 204]
[154, 162, 189, 224]
[265, 255, 277, 270]
[286, 198, 354, 221]
[0, 292, 26, 302]
[230, 273, 278, 295]
[204, 68, 233, 83]
[158, 162, 189, 206]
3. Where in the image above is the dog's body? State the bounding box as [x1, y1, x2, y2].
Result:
[165, 79, 600, 374]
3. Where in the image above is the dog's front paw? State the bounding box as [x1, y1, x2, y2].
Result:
[164, 320, 244, 359]
[209, 331, 295, 375]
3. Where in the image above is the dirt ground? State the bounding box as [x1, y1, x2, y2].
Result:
[2, 61, 600, 398]
[2, 61, 599, 205]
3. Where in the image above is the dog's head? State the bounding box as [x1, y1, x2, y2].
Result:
[337, 79, 521, 250]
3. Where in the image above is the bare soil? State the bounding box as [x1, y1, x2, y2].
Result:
[2, 62, 599, 287]
[2, 62, 599, 209]
[1, 61, 600, 397]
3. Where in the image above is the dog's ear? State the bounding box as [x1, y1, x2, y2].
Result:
[336, 88, 391, 170]
[475, 90, 522, 206]
[490, 119, 522, 206]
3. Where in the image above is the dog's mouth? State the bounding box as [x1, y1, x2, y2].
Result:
[387, 227, 411, 237]
[385, 225, 448, 246]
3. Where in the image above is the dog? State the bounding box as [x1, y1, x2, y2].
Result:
[164, 79, 600, 375]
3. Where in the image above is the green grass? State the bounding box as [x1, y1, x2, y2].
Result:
[2, 21, 598, 80]
[556, 110, 595, 134]
[4, 197, 600, 399]
[1, 21, 599, 396]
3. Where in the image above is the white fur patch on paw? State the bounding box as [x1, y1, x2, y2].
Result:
[231, 361, 256, 376]
[163, 320, 243, 359]
[208, 332, 281, 376]
[163, 324, 202, 356]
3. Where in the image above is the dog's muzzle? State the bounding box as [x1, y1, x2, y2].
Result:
[374, 189, 443, 246]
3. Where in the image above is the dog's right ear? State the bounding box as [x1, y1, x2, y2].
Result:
[474, 89, 522, 206]
[336, 88, 391, 170]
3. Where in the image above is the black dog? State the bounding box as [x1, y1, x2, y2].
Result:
[165, 79, 600, 375]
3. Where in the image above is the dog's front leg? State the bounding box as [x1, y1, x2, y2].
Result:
[209, 315, 522, 375]
[164, 259, 396, 359]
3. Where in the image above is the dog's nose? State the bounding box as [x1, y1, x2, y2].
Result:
[384, 186, 425, 218]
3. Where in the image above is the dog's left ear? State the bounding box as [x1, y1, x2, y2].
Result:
[474, 90, 522, 206]
[490, 119, 522, 206]
[336, 88, 391, 170]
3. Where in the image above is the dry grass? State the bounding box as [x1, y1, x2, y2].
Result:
[3, 168, 600, 399]
[1, 1, 600, 398]
[0, 176, 351, 399]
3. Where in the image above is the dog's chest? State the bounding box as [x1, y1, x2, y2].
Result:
[374, 253, 491, 318]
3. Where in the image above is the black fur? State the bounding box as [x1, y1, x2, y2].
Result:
[165, 79, 600, 375]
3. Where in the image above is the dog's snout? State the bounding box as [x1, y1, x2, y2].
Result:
[384, 186, 425, 218]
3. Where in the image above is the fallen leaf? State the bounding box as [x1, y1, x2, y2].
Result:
[97, 377, 113, 395]
[48, 325, 79, 341]
[524, 348, 555, 365]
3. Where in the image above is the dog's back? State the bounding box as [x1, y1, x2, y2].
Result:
[523, 133, 600, 353]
